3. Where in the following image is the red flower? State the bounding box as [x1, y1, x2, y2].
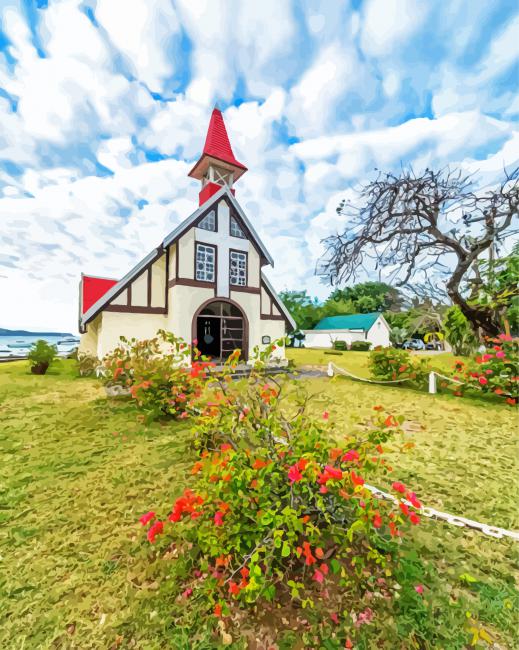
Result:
[406, 491, 422, 509]
[288, 463, 303, 483]
[322, 411, 329, 420]
[384, 415, 398, 427]
[324, 465, 342, 480]
[392, 481, 406, 493]
[214, 603, 222, 617]
[214, 511, 225, 526]
[350, 470, 364, 487]
[139, 511, 156, 526]
[182, 588, 193, 598]
[253, 458, 269, 470]
[342, 449, 360, 462]
[298, 458, 309, 471]
[506, 397, 517, 406]
[409, 512, 420, 525]
[147, 520, 164, 543]
[478, 376, 488, 385]
[302, 541, 316, 565]
[319, 485, 328, 494]
[399, 502, 409, 516]
[330, 612, 339, 624]
[372, 513, 383, 528]
[228, 581, 241, 596]
[220, 443, 232, 452]
[389, 521, 399, 537]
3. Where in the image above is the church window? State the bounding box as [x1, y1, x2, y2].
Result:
[196, 243, 216, 282]
[198, 209, 216, 231]
[230, 216, 246, 239]
[229, 250, 247, 286]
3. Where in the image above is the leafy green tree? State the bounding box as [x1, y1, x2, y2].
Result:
[278, 290, 322, 330]
[332, 282, 403, 313]
[442, 306, 478, 356]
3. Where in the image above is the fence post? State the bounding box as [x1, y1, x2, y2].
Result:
[327, 362, 334, 378]
[428, 371, 437, 394]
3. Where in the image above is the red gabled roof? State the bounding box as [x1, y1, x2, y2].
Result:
[188, 107, 247, 180]
[81, 275, 118, 314]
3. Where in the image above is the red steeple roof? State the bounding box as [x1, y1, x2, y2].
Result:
[81, 275, 118, 314]
[188, 107, 247, 181]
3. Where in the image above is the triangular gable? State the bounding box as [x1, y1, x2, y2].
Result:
[81, 275, 118, 315]
[261, 271, 296, 330]
[80, 188, 277, 330]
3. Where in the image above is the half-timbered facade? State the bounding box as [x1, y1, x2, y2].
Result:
[78, 108, 295, 361]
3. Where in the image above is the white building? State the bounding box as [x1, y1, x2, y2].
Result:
[303, 313, 391, 349]
[78, 108, 295, 361]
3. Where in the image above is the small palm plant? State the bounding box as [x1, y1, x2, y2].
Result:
[28, 340, 58, 375]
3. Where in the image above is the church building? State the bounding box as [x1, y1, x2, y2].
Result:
[78, 108, 295, 361]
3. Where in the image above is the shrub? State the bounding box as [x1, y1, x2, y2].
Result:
[333, 340, 347, 351]
[350, 340, 371, 351]
[453, 335, 518, 405]
[369, 346, 430, 387]
[442, 305, 478, 356]
[28, 339, 57, 375]
[76, 352, 99, 377]
[138, 345, 423, 641]
[103, 330, 213, 421]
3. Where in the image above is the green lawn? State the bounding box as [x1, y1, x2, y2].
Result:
[0, 358, 517, 648]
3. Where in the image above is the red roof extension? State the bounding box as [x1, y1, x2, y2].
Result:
[81, 275, 118, 314]
[188, 107, 247, 179]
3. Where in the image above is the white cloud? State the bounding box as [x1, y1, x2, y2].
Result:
[360, 0, 429, 57]
[95, 0, 181, 93]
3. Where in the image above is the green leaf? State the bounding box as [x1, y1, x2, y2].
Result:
[281, 541, 290, 557]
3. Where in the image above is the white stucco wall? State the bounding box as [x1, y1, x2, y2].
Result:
[96, 311, 168, 358]
[366, 318, 391, 347]
[151, 254, 166, 308]
[167, 284, 215, 344]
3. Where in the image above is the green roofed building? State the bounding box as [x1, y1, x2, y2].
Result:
[303, 312, 391, 349]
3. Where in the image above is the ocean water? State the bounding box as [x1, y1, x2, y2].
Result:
[0, 335, 79, 358]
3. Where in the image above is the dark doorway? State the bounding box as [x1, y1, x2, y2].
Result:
[194, 300, 247, 361]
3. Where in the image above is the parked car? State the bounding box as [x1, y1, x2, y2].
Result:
[402, 338, 426, 350]
[425, 341, 442, 350]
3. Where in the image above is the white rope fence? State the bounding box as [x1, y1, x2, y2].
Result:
[365, 483, 519, 541]
[327, 362, 471, 394]
[326, 361, 519, 541]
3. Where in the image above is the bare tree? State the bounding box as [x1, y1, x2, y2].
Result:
[317, 167, 519, 336]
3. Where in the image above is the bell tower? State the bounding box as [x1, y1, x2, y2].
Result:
[188, 107, 248, 206]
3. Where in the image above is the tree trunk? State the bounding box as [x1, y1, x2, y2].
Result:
[448, 291, 501, 337]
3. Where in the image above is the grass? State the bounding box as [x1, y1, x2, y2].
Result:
[0, 358, 517, 648]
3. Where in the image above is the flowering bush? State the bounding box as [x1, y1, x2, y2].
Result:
[103, 330, 214, 420]
[138, 346, 423, 640]
[369, 346, 430, 387]
[451, 335, 518, 405]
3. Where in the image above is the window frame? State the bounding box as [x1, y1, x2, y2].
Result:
[229, 248, 248, 287]
[196, 208, 217, 232]
[194, 242, 217, 284]
[229, 215, 246, 239]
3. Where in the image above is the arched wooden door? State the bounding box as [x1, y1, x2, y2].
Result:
[193, 299, 248, 361]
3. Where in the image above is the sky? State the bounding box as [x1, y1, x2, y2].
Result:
[0, 0, 518, 333]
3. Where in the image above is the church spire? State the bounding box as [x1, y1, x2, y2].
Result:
[188, 107, 247, 206]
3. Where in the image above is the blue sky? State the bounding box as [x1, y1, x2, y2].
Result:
[0, 0, 518, 331]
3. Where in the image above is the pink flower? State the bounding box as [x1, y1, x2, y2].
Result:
[482, 354, 493, 362]
[415, 584, 424, 595]
[214, 511, 224, 526]
[342, 449, 360, 462]
[478, 376, 488, 385]
[319, 485, 328, 494]
[288, 463, 303, 484]
[313, 569, 324, 583]
[147, 520, 164, 543]
[182, 588, 193, 598]
[330, 612, 339, 625]
[496, 350, 505, 359]
[139, 511, 156, 526]
[322, 411, 329, 420]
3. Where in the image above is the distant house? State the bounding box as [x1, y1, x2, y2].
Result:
[303, 312, 391, 349]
